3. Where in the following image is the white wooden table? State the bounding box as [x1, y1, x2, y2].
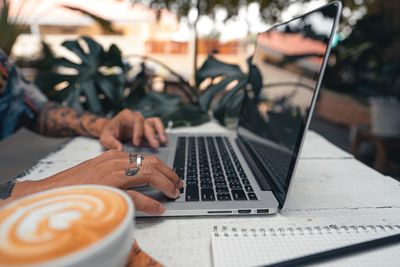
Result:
[17, 122, 400, 267]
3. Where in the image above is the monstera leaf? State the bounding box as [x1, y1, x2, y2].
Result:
[197, 56, 249, 126]
[196, 55, 244, 85]
[35, 36, 126, 116]
[129, 91, 181, 118]
[162, 103, 209, 127]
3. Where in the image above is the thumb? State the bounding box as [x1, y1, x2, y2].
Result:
[124, 190, 165, 216]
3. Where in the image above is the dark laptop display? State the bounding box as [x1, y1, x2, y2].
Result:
[237, 3, 340, 208]
[131, 2, 341, 217]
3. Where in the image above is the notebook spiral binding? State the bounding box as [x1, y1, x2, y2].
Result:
[213, 225, 400, 237]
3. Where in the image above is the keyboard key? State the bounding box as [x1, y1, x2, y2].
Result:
[215, 181, 227, 187]
[186, 179, 198, 184]
[248, 193, 258, 200]
[229, 182, 242, 187]
[230, 184, 243, 190]
[214, 177, 226, 183]
[201, 188, 215, 201]
[186, 184, 199, 201]
[227, 177, 240, 183]
[217, 193, 231, 201]
[232, 190, 247, 200]
[239, 172, 247, 178]
[216, 187, 229, 193]
[200, 177, 212, 182]
[200, 181, 213, 188]
[174, 167, 185, 180]
[245, 185, 254, 192]
[242, 179, 250, 185]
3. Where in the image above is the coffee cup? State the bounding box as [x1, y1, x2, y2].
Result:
[0, 185, 134, 267]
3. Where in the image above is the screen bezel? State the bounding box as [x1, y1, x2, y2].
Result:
[237, 1, 343, 209]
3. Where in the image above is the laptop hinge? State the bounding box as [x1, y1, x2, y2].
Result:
[235, 137, 271, 191]
[236, 137, 284, 206]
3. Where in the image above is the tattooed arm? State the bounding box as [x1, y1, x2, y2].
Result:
[35, 102, 108, 138]
[35, 102, 168, 150]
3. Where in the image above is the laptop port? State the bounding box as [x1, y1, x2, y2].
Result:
[257, 209, 269, 214]
[238, 209, 251, 214]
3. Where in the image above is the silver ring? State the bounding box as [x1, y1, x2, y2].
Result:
[136, 156, 143, 167]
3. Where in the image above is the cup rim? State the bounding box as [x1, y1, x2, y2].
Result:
[0, 184, 134, 267]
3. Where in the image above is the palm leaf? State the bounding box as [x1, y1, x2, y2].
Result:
[61, 5, 116, 34]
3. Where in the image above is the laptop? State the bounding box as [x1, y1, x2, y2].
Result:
[127, 1, 342, 217]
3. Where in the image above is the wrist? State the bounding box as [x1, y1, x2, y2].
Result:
[0, 180, 46, 206]
[91, 117, 110, 138]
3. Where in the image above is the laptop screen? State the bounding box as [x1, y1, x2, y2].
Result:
[237, 2, 341, 208]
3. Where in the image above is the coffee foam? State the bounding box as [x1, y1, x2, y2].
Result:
[0, 186, 128, 266]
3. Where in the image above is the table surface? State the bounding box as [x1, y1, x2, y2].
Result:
[4, 122, 400, 267]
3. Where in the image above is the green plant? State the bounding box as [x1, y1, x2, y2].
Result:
[0, 0, 23, 55]
[36, 36, 253, 127]
[135, 0, 373, 85]
[0, 1, 116, 57]
[62, 5, 116, 34]
[35, 36, 126, 116]
[123, 54, 251, 127]
[323, 11, 400, 99]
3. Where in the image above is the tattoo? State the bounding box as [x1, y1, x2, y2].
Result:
[125, 168, 139, 176]
[126, 153, 142, 176]
[89, 116, 100, 124]
[79, 121, 94, 137]
[36, 102, 106, 138]
[0, 181, 15, 200]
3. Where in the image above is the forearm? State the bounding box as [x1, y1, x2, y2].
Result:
[0, 168, 78, 207]
[0, 179, 54, 207]
[35, 102, 110, 138]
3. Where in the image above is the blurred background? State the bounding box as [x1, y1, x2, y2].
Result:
[1, 0, 399, 179]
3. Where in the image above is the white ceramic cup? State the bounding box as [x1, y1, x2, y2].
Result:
[0, 185, 134, 267]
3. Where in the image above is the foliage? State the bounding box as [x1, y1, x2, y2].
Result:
[323, 10, 400, 99]
[61, 5, 116, 34]
[0, 0, 23, 55]
[124, 54, 251, 126]
[36, 36, 253, 127]
[35, 36, 126, 116]
[134, 0, 374, 33]
[134, 0, 374, 87]
[0, 1, 115, 57]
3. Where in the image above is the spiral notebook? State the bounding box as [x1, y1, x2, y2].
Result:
[211, 224, 400, 267]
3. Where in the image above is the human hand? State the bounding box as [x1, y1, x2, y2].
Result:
[99, 109, 168, 151]
[11, 151, 182, 215]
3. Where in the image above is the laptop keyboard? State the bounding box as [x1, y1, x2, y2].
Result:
[173, 136, 258, 202]
[243, 137, 291, 184]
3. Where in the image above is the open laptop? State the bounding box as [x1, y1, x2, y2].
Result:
[128, 1, 342, 217]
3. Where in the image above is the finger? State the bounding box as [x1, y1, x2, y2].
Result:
[132, 112, 144, 146]
[153, 158, 182, 188]
[115, 154, 181, 194]
[124, 190, 165, 215]
[147, 118, 167, 143]
[144, 122, 159, 147]
[145, 168, 180, 199]
[100, 133, 123, 151]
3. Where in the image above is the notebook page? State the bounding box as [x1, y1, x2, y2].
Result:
[211, 225, 400, 267]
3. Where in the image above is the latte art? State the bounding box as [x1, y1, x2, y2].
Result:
[0, 186, 129, 266]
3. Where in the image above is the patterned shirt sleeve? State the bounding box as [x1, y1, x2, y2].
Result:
[0, 49, 48, 139]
